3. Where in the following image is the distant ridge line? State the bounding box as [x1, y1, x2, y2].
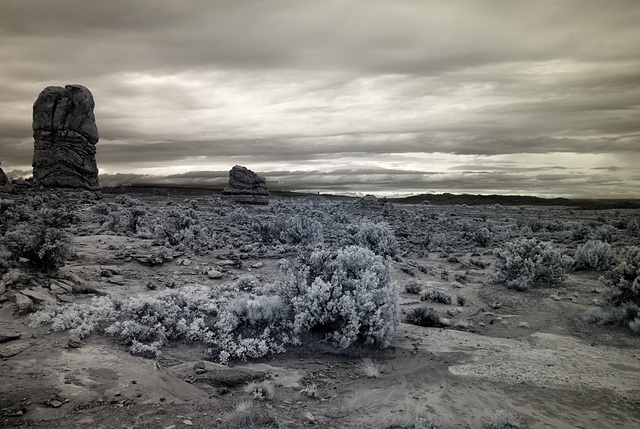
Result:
[390, 193, 640, 209]
[101, 185, 640, 209]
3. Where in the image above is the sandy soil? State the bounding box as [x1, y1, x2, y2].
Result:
[1, 192, 639, 429]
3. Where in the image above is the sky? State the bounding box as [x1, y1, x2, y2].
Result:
[1, 0, 640, 198]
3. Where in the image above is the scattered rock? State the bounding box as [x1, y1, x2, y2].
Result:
[303, 411, 315, 422]
[49, 400, 63, 408]
[194, 362, 207, 374]
[182, 420, 193, 426]
[68, 334, 82, 348]
[12, 293, 34, 315]
[50, 279, 74, 294]
[222, 165, 269, 205]
[0, 280, 5, 297]
[106, 275, 125, 285]
[250, 262, 263, 269]
[207, 269, 223, 279]
[20, 287, 55, 306]
[32, 84, 100, 190]
[0, 332, 22, 344]
[2, 269, 30, 287]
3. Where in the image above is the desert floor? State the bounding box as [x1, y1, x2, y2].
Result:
[1, 190, 639, 428]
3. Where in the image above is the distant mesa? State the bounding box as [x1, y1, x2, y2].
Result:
[32, 84, 100, 190]
[223, 165, 269, 205]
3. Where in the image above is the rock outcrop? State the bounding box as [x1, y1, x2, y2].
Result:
[0, 163, 8, 186]
[32, 84, 99, 190]
[222, 165, 269, 205]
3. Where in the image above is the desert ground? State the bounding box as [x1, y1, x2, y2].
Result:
[1, 188, 639, 428]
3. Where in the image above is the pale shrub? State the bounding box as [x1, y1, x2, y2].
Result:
[574, 240, 615, 271]
[584, 246, 640, 333]
[280, 245, 399, 349]
[490, 409, 520, 428]
[351, 221, 398, 256]
[489, 238, 573, 291]
[4, 223, 74, 273]
[420, 289, 452, 304]
[245, 381, 275, 401]
[279, 215, 324, 249]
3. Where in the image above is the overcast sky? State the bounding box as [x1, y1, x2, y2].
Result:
[1, 0, 639, 198]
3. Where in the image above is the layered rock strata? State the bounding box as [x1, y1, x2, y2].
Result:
[222, 165, 269, 204]
[32, 84, 100, 190]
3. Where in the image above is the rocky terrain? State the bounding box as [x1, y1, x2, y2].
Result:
[1, 188, 639, 428]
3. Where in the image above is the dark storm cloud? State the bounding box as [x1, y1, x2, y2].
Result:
[1, 1, 640, 197]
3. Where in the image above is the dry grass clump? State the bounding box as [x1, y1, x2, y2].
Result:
[490, 409, 520, 428]
[360, 358, 381, 378]
[218, 401, 279, 429]
[245, 381, 275, 401]
[405, 307, 445, 327]
[385, 412, 440, 429]
[300, 383, 319, 399]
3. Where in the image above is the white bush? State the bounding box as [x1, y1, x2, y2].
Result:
[574, 240, 616, 271]
[489, 238, 573, 290]
[280, 245, 399, 349]
[351, 221, 397, 256]
[279, 215, 324, 249]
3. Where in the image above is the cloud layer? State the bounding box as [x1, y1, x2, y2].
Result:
[1, 1, 639, 197]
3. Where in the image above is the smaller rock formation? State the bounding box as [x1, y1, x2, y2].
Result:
[222, 165, 269, 205]
[0, 163, 8, 186]
[32, 84, 100, 190]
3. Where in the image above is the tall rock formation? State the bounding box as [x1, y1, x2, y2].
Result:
[32, 84, 100, 190]
[222, 165, 269, 204]
[0, 163, 8, 186]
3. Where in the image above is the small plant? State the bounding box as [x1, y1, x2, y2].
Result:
[405, 281, 422, 294]
[351, 221, 398, 257]
[489, 238, 573, 291]
[474, 227, 492, 247]
[246, 381, 275, 401]
[405, 307, 444, 327]
[454, 320, 472, 329]
[218, 401, 278, 429]
[386, 412, 440, 429]
[490, 409, 520, 428]
[420, 289, 452, 305]
[280, 245, 399, 349]
[279, 215, 324, 249]
[300, 383, 319, 399]
[574, 240, 616, 271]
[456, 295, 467, 306]
[518, 321, 530, 329]
[360, 358, 381, 378]
[4, 223, 74, 273]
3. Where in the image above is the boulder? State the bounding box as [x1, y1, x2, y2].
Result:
[20, 287, 55, 306]
[32, 84, 100, 190]
[222, 165, 269, 205]
[12, 293, 34, 315]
